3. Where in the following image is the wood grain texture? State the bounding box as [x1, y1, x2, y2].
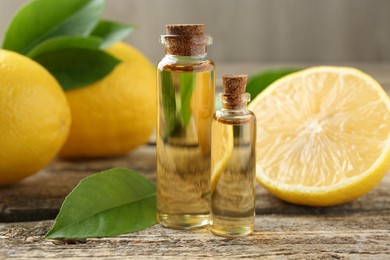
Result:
[0, 144, 156, 222]
[0, 63, 389, 258]
[1, 143, 389, 222]
[0, 213, 389, 258]
[0, 144, 389, 258]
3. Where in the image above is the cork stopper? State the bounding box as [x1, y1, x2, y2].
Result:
[161, 24, 211, 56]
[166, 24, 205, 35]
[223, 75, 248, 95]
[221, 75, 249, 108]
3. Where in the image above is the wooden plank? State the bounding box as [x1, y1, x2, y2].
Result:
[0, 145, 157, 222]
[1, 143, 389, 221]
[0, 213, 389, 258]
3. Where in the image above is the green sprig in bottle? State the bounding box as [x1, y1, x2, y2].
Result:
[156, 24, 215, 229]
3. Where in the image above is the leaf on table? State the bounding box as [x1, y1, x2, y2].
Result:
[33, 47, 120, 91]
[180, 72, 196, 127]
[46, 168, 157, 239]
[26, 36, 103, 59]
[91, 20, 136, 48]
[247, 68, 301, 101]
[2, 0, 104, 54]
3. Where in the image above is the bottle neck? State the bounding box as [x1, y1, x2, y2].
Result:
[164, 46, 207, 56]
[162, 53, 209, 65]
[219, 92, 251, 110]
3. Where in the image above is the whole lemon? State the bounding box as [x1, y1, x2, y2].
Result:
[0, 50, 71, 186]
[59, 42, 156, 158]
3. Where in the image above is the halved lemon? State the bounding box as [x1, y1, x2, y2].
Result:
[249, 66, 390, 206]
[210, 121, 234, 192]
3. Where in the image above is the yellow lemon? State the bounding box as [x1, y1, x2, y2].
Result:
[0, 50, 71, 186]
[249, 66, 390, 206]
[59, 42, 156, 158]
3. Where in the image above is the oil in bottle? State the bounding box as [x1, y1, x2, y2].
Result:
[156, 24, 215, 229]
[210, 75, 256, 237]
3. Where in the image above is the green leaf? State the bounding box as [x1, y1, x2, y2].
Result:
[33, 47, 120, 91]
[161, 71, 178, 137]
[180, 72, 195, 127]
[2, 0, 105, 54]
[27, 36, 103, 59]
[46, 168, 156, 239]
[247, 68, 301, 102]
[92, 20, 136, 48]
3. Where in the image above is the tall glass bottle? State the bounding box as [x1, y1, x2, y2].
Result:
[210, 75, 256, 237]
[156, 24, 215, 229]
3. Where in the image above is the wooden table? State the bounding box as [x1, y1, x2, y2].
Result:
[1, 64, 390, 259]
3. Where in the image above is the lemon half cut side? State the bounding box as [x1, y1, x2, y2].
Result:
[249, 66, 390, 206]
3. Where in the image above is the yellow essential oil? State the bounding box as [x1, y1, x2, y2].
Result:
[156, 24, 215, 229]
[210, 75, 256, 237]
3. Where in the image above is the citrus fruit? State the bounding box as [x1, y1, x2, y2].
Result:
[211, 121, 234, 192]
[0, 49, 71, 186]
[249, 66, 390, 206]
[59, 42, 156, 158]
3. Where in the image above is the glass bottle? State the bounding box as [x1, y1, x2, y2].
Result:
[156, 24, 215, 229]
[210, 75, 256, 237]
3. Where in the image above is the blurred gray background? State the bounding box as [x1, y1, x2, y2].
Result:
[1, 0, 389, 64]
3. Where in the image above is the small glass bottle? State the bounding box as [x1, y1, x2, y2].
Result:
[156, 24, 215, 229]
[210, 75, 256, 237]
